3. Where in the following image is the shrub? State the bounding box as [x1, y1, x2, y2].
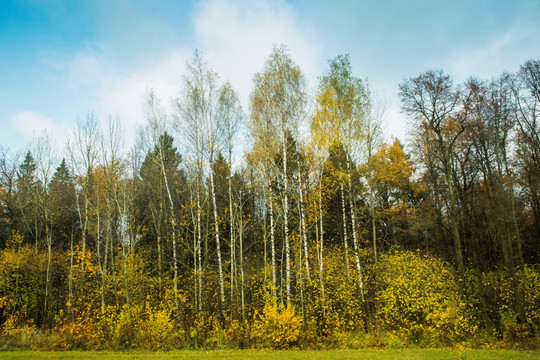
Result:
[226, 319, 252, 348]
[189, 313, 222, 348]
[252, 302, 302, 349]
[521, 265, 540, 340]
[57, 315, 95, 349]
[138, 305, 176, 349]
[0, 231, 47, 328]
[375, 250, 474, 346]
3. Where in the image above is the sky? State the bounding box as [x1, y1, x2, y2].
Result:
[1, 0, 539, 157]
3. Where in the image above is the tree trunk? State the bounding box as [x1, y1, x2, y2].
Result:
[228, 167, 235, 311]
[68, 226, 74, 320]
[298, 176, 310, 279]
[96, 194, 105, 313]
[371, 185, 377, 262]
[75, 192, 88, 274]
[189, 187, 198, 312]
[209, 168, 225, 314]
[443, 152, 465, 275]
[269, 194, 277, 299]
[239, 198, 246, 318]
[340, 184, 350, 277]
[197, 189, 203, 312]
[159, 153, 179, 313]
[346, 156, 364, 300]
[318, 179, 325, 308]
[282, 138, 291, 305]
[44, 215, 52, 324]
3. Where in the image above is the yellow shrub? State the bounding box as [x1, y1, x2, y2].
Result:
[190, 313, 222, 348]
[375, 250, 471, 345]
[521, 265, 540, 338]
[138, 304, 175, 349]
[89, 303, 180, 350]
[226, 319, 252, 348]
[252, 302, 302, 349]
[58, 316, 95, 349]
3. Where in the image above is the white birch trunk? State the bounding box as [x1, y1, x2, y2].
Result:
[44, 215, 52, 322]
[269, 194, 277, 299]
[189, 187, 198, 312]
[159, 153, 179, 313]
[318, 178, 325, 308]
[239, 198, 245, 318]
[209, 169, 226, 313]
[228, 166, 235, 309]
[298, 177, 310, 279]
[197, 190, 203, 312]
[346, 156, 364, 300]
[340, 184, 350, 277]
[282, 137, 291, 305]
[68, 227, 74, 320]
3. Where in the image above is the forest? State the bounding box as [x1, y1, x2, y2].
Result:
[0, 45, 539, 350]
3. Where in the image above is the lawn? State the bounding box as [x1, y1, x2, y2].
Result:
[0, 349, 539, 360]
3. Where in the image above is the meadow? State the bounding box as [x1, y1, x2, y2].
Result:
[1, 349, 540, 360]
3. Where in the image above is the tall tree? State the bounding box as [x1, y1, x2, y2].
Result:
[312, 54, 368, 297]
[250, 44, 308, 305]
[67, 115, 100, 275]
[31, 133, 57, 324]
[48, 158, 77, 316]
[218, 82, 242, 312]
[400, 70, 467, 274]
[143, 92, 184, 312]
[513, 60, 540, 246]
[371, 139, 415, 250]
[363, 97, 383, 261]
[176, 50, 239, 314]
[14, 152, 39, 251]
[0, 148, 18, 246]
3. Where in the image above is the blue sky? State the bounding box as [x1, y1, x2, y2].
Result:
[1, 0, 539, 155]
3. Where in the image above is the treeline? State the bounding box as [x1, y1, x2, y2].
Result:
[0, 46, 539, 349]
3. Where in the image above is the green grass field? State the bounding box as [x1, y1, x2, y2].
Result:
[0, 349, 539, 360]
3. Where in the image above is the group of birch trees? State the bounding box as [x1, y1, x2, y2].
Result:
[0, 46, 539, 339]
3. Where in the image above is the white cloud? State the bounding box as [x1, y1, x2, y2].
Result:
[192, 0, 324, 107]
[91, 49, 190, 126]
[52, 47, 190, 148]
[42, 0, 323, 152]
[13, 111, 56, 137]
[10, 110, 69, 156]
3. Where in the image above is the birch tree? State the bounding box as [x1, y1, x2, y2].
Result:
[176, 50, 239, 314]
[31, 133, 57, 323]
[313, 54, 368, 297]
[218, 82, 242, 311]
[250, 45, 307, 305]
[143, 91, 182, 312]
[67, 115, 100, 275]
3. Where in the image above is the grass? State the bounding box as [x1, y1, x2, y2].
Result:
[0, 349, 539, 360]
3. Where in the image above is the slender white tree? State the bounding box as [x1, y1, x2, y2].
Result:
[250, 45, 308, 305]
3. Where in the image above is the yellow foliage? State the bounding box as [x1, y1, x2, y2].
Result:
[226, 319, 252, 348]
[0, 231, 46, 328]
[376, 251, 475, 345]
[58, 316, 95, 349]
[252, 302, 302, 349]
[521, 265, 540, 336]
